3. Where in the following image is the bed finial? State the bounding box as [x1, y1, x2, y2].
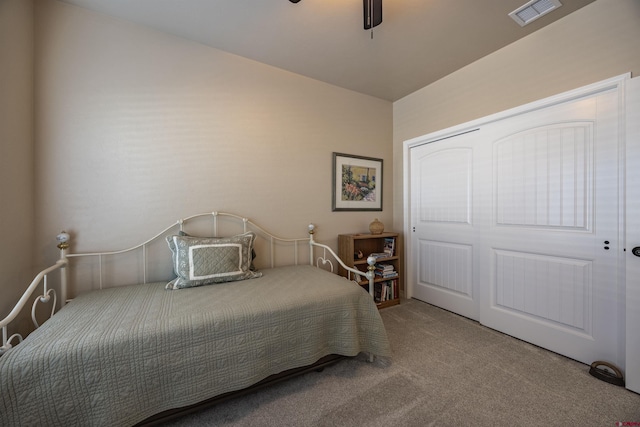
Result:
[366, 255, 376, 281]
[308, 224, 316, 265]
[56, 231, 70, 250]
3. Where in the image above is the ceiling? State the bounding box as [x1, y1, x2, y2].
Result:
[58, 0, 596, 102]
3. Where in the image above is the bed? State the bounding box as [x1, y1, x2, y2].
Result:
[0, 212, 391, 426]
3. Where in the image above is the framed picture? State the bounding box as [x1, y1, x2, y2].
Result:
[332, 152, 383, 211]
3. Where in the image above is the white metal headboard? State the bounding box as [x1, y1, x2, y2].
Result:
[1, 212, 374, 355]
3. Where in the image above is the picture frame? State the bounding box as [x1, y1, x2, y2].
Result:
[332, 152, 383, 211]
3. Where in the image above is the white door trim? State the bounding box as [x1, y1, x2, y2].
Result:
[624, 76, 640, 393]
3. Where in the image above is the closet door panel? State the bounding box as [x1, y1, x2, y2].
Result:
[410, 132, 485, 321]
[480, 90, 620, 367]
[408, 79, 624, 369]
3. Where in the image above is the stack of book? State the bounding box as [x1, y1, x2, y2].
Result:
[369, 252, 390, 261]
[373, 262, 398, 303]
[374, 263, 397, 279]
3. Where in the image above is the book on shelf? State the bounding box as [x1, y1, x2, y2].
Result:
[374, 281, 387, 302]
[374, 279, 398, 303]
[375, 262, 394, 271]
[374, 263, 397, 278]
[369, 252, 390, 260]
[383, 237, 395, 256]
[374, 282, 383, 302]
[375, 271, 398, 278]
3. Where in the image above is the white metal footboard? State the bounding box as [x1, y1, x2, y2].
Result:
[0, 259, 67, 355]
[0, 212, 375, 355]
[307, 224, 376, 294]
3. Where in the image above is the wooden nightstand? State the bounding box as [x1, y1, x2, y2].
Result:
[338, 232, 400, 309]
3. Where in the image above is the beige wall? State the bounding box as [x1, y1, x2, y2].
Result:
[392, 0, 640, 232]
[31, 0, 392, 295]
[0, 0, 35, 329]
[6, 0, 638, 311]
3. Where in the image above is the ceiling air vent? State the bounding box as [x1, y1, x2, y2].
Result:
[509, 0, 562, 27]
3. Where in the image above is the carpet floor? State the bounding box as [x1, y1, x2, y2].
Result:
[159, 298, 640, 426]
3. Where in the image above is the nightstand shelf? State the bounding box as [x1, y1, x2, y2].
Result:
[338, 232, 401, 309]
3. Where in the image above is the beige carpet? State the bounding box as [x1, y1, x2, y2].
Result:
[160, 298, 640, 426]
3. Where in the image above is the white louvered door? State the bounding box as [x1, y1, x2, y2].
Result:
[409, 86, 622, 367]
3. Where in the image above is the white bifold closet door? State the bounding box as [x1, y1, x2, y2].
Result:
[410, 87, 622, 367]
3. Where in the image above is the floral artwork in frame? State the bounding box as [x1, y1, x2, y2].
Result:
[332, 152, 383, 211]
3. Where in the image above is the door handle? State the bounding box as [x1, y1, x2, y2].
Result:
[632, 247, 640, 257]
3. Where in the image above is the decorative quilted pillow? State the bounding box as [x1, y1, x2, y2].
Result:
[165, 232, 262, 290]
[177, 230, 258, 271]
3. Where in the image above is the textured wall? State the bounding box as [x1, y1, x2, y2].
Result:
[0, 0, 35, 331]
[392, 0, 640, 233]
[32, 0, 392, 296]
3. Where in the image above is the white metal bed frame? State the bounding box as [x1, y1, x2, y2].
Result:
[0, 212, 376, 355]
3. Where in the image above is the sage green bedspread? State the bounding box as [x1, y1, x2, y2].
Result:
[0, 265, 391, 426]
